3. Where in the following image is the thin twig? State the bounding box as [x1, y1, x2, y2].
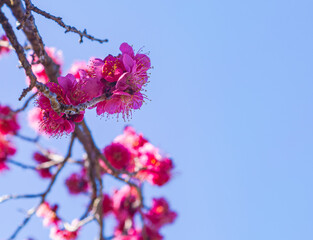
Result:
[0, 194, 42, 204]
[24, 0, 108, 44]
[15, 133, 40, 143]
[7, 0, 60, 83]
[8, 207, 36, 240]
[7, 159, 36, 170]
[6, 133, 76, 239]
[13, 92, 38, 113]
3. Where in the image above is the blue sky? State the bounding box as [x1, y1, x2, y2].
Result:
[1, 0, 313, 239]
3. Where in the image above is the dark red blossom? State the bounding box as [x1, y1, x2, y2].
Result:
[102, 193, 113, 216]
[65, 172, 89, 195]
[0, 135, 15, 172]
[104, 142, 131, 170]
[0, 105, 20, 135]
[33, 152, 52, 178]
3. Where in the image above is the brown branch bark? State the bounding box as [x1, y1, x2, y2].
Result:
[0, 7, 38, 99]
[5, 0, 60, 84]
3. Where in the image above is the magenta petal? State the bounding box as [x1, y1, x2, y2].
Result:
[49, 110, 63, 120]
[103, 98, 120, 114]
[135, 54, 151, 69]
[58, 74, 76, 94]
[120, 43, 134, 57]
[116, 73, 129, 91]
[37, 95, 52, 111]
[123, 54, 135, 72]
[89, 58, 105, 80]
[96, 101, 107, 115]
[132, 92, 144, 109]
[72, 113, 85, 123]
[64, 120, 75, 134]
[80, 77, 103, 100]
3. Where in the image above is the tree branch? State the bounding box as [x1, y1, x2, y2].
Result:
[7, 159, 36, 170]
[23, 0, 108, 44]
[13, 92, 38, 113]
[0, 7, 38, 99]
[5, 0, 60, 83]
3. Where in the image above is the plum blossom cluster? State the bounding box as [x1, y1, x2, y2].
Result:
[58, 127, 176, 239]
[102, 128, 176, 239]
[89, 42, 150, 118]
[0, 30, 176, 239]
[31, 43, 150, 137]
[0, 104, 19, 172]
[36, 186, 176, 240]
[105, 185, 176, 240]
[105, 126, 174, 186]
[63, 126, 174, 189]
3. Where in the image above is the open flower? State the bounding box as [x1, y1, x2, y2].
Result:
[86, 43, 150, 119]
[65, 172, 89, 195]
[144, 198, 177, 230]
[103, 142, 131, 170]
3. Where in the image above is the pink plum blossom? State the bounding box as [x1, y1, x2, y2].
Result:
[114, 126, 148, 154]
[68, 61, 87, 79]
[28, 107, 45, 135]
[113, 126, 174, 186]
[137, 143, 174, 186]
[49, 226, 79, 240]
[86, 43, 150, 119]
[112, 185, 140, 227]
[144, 198, 177, 230]
[36, 202, 61, 227]
[26, 47, 63, 87]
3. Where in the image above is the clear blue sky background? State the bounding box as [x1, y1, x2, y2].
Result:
[1, 0, 313, 239]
